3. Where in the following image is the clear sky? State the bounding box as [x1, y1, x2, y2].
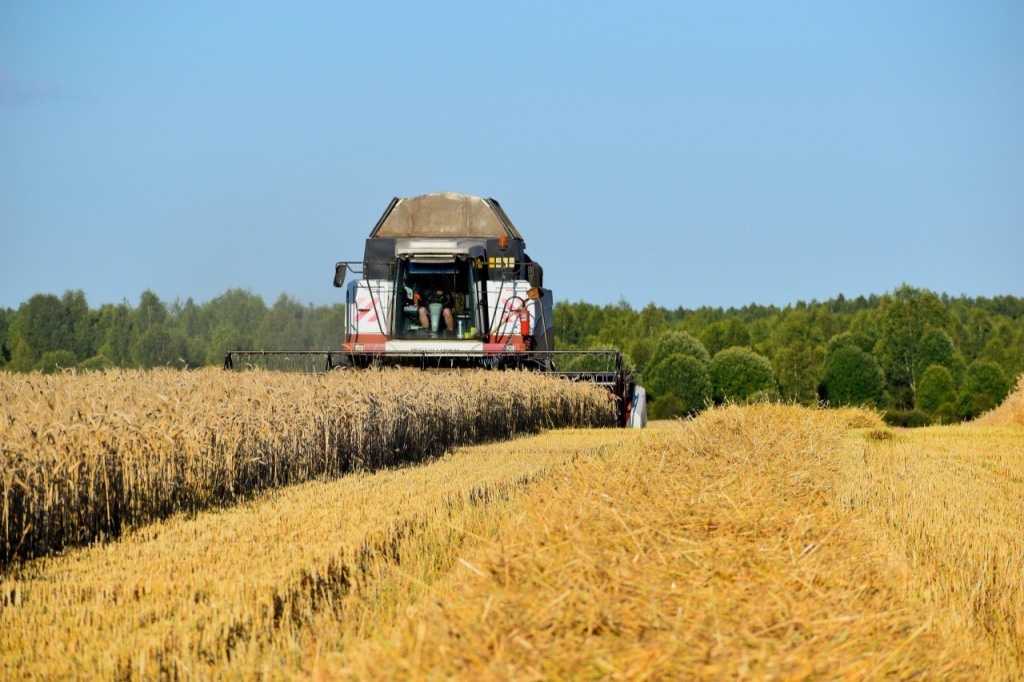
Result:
[2, 1, 1022, 312]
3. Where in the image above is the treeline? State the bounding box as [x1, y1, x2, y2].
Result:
[0, 289, 346, 372]
[555, 285, 1024, 424]
[2, 285, 1022, 424]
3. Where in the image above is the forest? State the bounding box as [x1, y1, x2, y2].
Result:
[1, 285, 1021, 425]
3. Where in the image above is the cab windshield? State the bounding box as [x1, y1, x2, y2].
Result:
[394, 259, 479, 339]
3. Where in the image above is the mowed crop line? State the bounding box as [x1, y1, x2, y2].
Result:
[0, 367, 616, 565]
[338, 407, 1023, 680]
[0, 427, 633, 678]
[3, 404, 1022, 679]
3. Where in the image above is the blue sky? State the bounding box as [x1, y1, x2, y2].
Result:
[2, 1, 1022, 311]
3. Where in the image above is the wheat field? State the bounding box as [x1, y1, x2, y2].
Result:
[0, 368, 615, 565]
[2, 374, 1023, 679]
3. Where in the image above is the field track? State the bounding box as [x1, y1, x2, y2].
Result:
[2, 401, 1023, 679]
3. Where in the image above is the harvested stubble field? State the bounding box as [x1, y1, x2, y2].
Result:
[2, 378, 1023, 679]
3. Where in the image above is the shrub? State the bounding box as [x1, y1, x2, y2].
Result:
[975, 374, 1024, 427]
[647, 353, 711, 414]
[956, 360, 1011, 421]
[710, 347, 776, 404]
[965, 360, 1011, 404]
[932, 402, 959, 424]
[78, 355, 114, 371]
[649, 331, 711, 370]
[649, 393, 684, 419]
[38, 350, 78, 374]
[916, 365, 955, 414]
[819, 346, 885, 407]
[957, 390, 997, 421]
[883, 409, 933, 428]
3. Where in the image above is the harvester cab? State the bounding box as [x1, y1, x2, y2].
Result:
[335, 192, 554, 363]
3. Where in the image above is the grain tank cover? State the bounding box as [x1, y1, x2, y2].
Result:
[369, 192, 523, 240]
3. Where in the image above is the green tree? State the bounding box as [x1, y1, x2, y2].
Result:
[4, 292, 96, 369]
[61, 289, 95, 361]
[1009, 326, 1024, 379]
[978, 320, 1019, 377]
[819, 346, 886, 407]
[710, 347, 776, 403]
[647, 353, 711, 414]
[553, 301, 603, 348]
[847, 308, 879, 341]
[7, 336, 37, 372]
[649, 393, 684, 420]
[38, 349, 78, 374]
[772, 340, 822, 404]
[131, 323, 187, 368]
[932, 402, 959, 424]
[747, 318, 772, 349]
[174, 297, 204, 338]
[826, 331, 874, 355]
[96, 303, 135, 366]
[874, 285, 947, 408]
[629, 337, 655, 376]
[310, 304, 348, 350]
[914, 329, 958, 382]
[649, 331, 710, 370]
[637, 303, 666, 338]
[0, 308, 10, 367]
[207, 322, 246, 365]
[8, 294, 68, 364]
[916, 365, 956, 414]
[769, 309, 813, 349]
[134, 290, 168, 336]
[699, 319, 751, 357]
[809, 307, 843, 346]
[960, 308, 992, 361]
[257, 295, 312, 351]
[955, 360, 1012, 420]
[766, 310, 827, 399]
[592, 300, 637, 350]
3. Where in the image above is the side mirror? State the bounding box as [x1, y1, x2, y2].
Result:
[333, 263, 348, 288]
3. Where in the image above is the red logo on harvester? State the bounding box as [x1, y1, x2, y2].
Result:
[356, 293, 378, 325]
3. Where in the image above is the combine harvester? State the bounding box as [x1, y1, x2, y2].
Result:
[225, 192, 646, 427]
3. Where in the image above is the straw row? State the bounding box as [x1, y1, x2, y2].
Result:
[342, 407, 1021, 679]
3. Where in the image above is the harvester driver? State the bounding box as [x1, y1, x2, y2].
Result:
[417, 276, 455, 333]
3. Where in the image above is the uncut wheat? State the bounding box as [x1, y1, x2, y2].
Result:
[0, 367, 615, 565]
